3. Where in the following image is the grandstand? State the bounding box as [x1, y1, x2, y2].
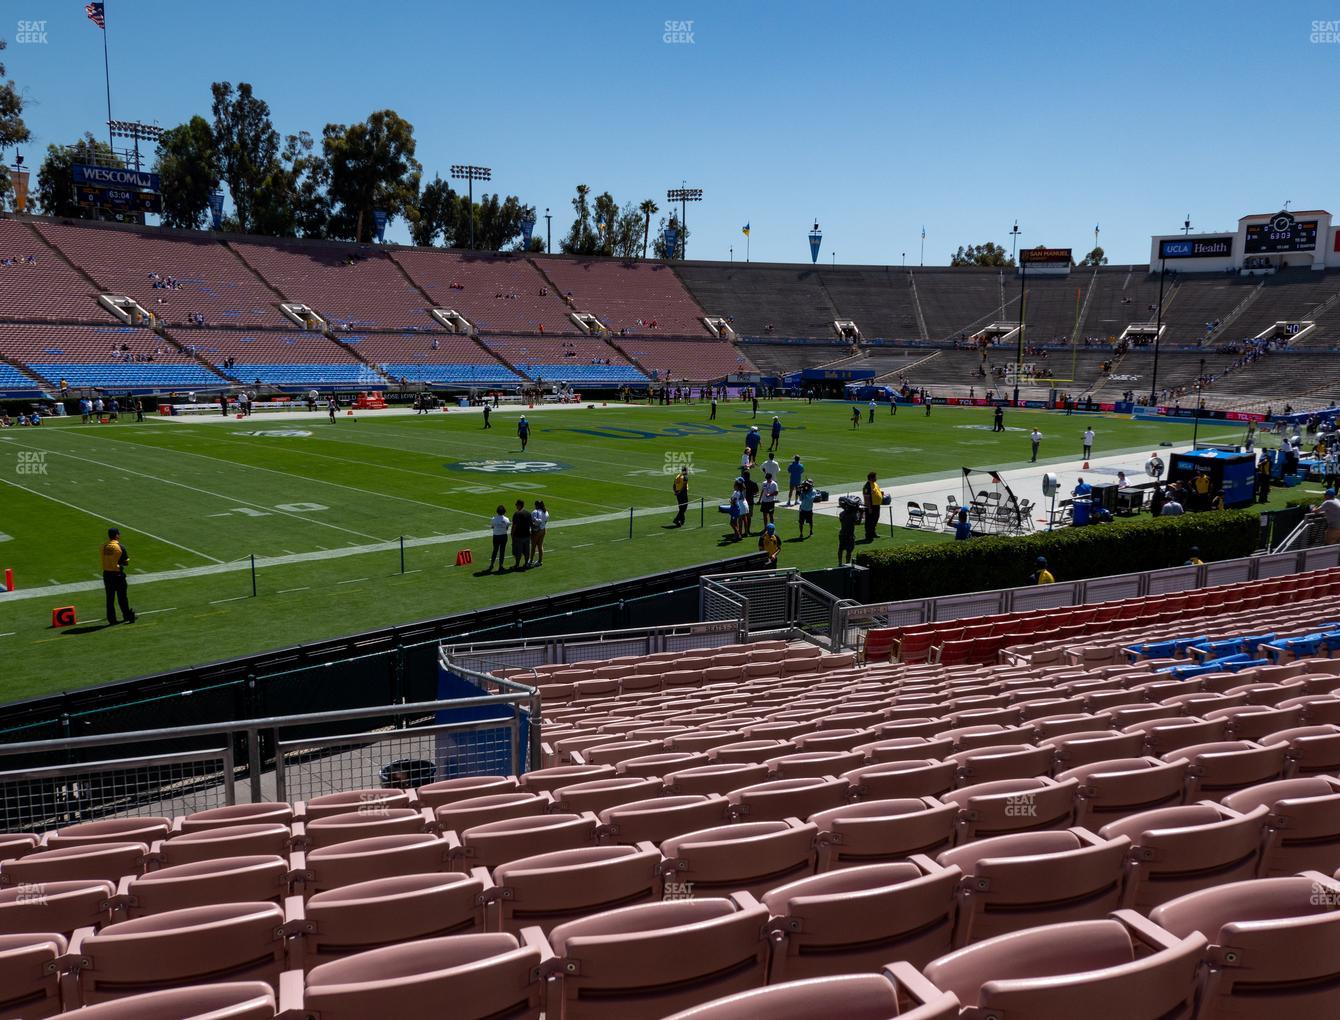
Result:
[540, 258, 712, 337]
[391, 249, 580, 334]
[616, 337, 757, 380]
[34, 221, 291, 329]
[0, 220, 114, 323]
[481, 336, 647, 386]
[167, 327, 376, 388]
[343, 331, 523, 387]
[0, 323, 225, 391]
[6, 556, 1340, 1016]
[675, 263, 845, 338]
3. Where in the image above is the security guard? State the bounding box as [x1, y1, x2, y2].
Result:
[101, 527, 136, 625]
[758, 522, 782, 566]
[671, 466, 690, 527]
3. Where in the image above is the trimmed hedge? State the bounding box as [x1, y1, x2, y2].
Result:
[855, 509, 1262, 602]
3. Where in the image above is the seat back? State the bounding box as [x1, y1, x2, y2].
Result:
[492, 844, 661, 935]
[121, 856, 288, 918]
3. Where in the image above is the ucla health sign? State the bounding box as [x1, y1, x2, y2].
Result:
[72, 164, 161, 192]
[1159, 236, 1233, 259]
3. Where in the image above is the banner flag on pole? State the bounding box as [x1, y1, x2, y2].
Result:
[85, 2, 105, 28]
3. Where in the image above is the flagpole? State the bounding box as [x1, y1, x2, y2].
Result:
[746, 233, 750, 263]
[101, 10, 113, 152]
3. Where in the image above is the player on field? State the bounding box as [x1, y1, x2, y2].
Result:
[517, 416, 530, 451]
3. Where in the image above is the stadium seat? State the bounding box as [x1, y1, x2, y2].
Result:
[415, 776, 519, 809]
[945, 743, 1055, 785]
[293, 833, 456, 895]
[936, 828, 1130, 944]
[57, 982, 277, 1018]
[1222, 776, 1340, 876]
[0, 842, 149, 887]
[1098, 802, 1269, 912]
[116, 855, 289, 917]
[1261, 723, 1340, 777]
[1040, 729, 1147, 770]
[43, 818, 171, 850]
[659, 819, 818, 896]
[549, 777, 663, 814]
[660, 965, 960, 1020]
[762, 858, 960, 979]
[152, 823, 293, 866]
[1059, 756, 1188, 827]
[452, 813, 599, 869]
[1163, 740, 1286, 799]
[545, 895, 770, 1019]
[281, 931, 551, 1019]
[921, 913, 1203, 1019]
[811, 797, 958, 869]
[433, 793, 552, 833]
[297, 808, 433, 849]
[725, 778, 848, 822]
[0, 932, 67, 1018]
[1150, 872, 1340, 1019]
[68, 902, 289, 1005]
[290, 871, 491, 969]
[174, 803, 295, 833]
[0, 879, 113, 937]
[662, 763, 771, 796]
[940, 777, 1078, 842]
[597, 795, 730, 845]
[842, 759, 958, 800]
[490, 843, 662, 935]
[297, 790, 411, 822]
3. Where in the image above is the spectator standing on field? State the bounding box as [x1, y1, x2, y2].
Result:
[769, 415, 783, 453]
[797, 479, 816, 539]
[862, 472, 884, 542]
[483, 404, 492, 429]
[487, 505, 509, 571]
[868, 398, 877, 423]
[510, 499, 532, 569]
[530, 500, 549, 566]
[993, 405, 1004, 432]
[837, 499, 858, 564]
[786, 455, 805, 505]
[671, 466, 690, 527]
[745, 426, 762, 464]
[850, 405, 860, 429]
[1030, 428, 1043, 462]
[517, 416, 530, 452]
[758, 522, 781, 566]
[1082, 427, 1095, 460]
[760, 472, 779, 527]
[100, 527, 136, 625]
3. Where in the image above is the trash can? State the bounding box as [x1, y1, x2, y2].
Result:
[379, 758, 436, 790]
[1072, 497, 1091, 527]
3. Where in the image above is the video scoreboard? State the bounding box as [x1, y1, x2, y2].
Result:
[1244, 212, 1318, 254]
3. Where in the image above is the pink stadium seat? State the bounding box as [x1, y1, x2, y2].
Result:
[453, 813, 599, 870]
[290, 871, 491, 969]
[153, 823, 293, 866]
[0, 879, 113, 937]
[660, 819, 818, 897]
[921, 912, 1204, 1020]
[0, 932, 67, 1018]
[68, 902, 289, 1005]
[56, 982, 276, 1019]
[116, 855, 289, 918]
[0, 842, 149, 887]
[597, 795, 730, 845]
[662, 763, 771, 797]
[298, 790, 411, 822]
[1099, 802, 1269, 912]
[1261, 724, 1340, 776]
[490, 843, 662, 935]
[1151, 872, 1340, 1019]
[936, 828, 1130, 944]
[175, 803, 295, 833]
[298, 808, 432, 849]
[415, 776, 519, 809]
[545, 895, 770, 1019]
[841, 759, 958, 800]
[725, 778, 848, 822]
[940, 777, 1079, 842]
[1060, 756, 1188, 827]
[283, 931, 551, 1020]
[293, 833, 456, 895]
[1162, 740, 1286, 799]
[945, 743, 1054, 785]
[550, 777, 662, 814]
[433, 793, 552, 834]
[763, 858, 960, 979]
[811, 797, 958, 870]
[1222, 776, 1340, 876]
[44, 817, 171, 850]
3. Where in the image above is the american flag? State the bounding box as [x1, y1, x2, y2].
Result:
[86, 2, 105, 28]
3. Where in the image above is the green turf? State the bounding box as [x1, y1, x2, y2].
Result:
[0, 400, 1267, 700]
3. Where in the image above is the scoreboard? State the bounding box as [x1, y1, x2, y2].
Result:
[1244, 212, 1318, 254]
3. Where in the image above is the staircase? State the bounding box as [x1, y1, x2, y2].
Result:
[601, 335, 654, 379]
[908, 272, 930, 340]
[0, 352, 55, 391]
[1202, 280, 1266, 346]
[154, 326, 238, 384]
[1070, 269, 1101, 344]
[872, 350, 941, 384]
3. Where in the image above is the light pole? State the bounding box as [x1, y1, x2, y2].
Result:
[666, 186, 702, 259]
[1192, 356, 1206, 448]
[901, 252, 906, 267]
[1150, 246, 1169, 405]
[544, 207, 551, 254]
[1015, 254, 1027, 406]
[1182, 214, 1193, 236]
[1009, 220, 1020, 263]
[450, 164, 492, 249]
[107, 120, 163, 172]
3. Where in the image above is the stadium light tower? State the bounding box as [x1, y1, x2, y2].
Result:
[1013, 224, 1025, 406]
[666, 186, 702, 259]
[544, 207, 552, 253]
[1183, 215, 1193, 236]
[107, 120, 163, 171]
[1009, 220, 1021, 262]
[450, 164, 492, 249]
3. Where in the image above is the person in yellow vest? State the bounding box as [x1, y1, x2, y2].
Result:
[1030, 556, 1055, 585]
[101, 527, 136, 625]
[862, 472, 884, 542]
[671, 466, 689, 527]
[758, 522, 782, 566]
[1184, 547, 1205, 566]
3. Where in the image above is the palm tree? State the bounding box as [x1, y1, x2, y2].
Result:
[639, 199, 659, 259]
[572, 184, 591, 251]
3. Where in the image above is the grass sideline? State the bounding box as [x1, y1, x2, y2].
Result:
[0, 400, 1257, 700]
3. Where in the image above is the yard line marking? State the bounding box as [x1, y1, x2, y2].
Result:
[0, 477, 225, 564]
[0, 503, 691, 603]
[2, 437, 387, 544]
[0, 632, 15, 638]
[277, 586, 310, 594]
[282, 549, 296, 555]
[337, 577, 369, 585]
[48, 578, 60, 584]
[400, 569, 422, 575]
[209, 596, 249, 604]
[137, 608, 177, 616]
[175, 563, 189, 569]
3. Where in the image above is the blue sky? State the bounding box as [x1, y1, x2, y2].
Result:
[4, 0, 1338, 265]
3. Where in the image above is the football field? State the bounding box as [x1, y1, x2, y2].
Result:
[0, 399, 1251, 701]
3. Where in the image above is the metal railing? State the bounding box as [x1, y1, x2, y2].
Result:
[441, 619, 747, 676]
[0, 671, 538, 832]
[1274, 513, 1328, 553]
[698, 569, 844, 641]
[831, 545, 1340, 651]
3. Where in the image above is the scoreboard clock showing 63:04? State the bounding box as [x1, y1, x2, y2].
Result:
[1244, 211, 1318, 253]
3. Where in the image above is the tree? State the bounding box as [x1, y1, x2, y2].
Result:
[1079, 246, 1108, 267]
[950, 241, 1013, 268]
[0, 40, 30, 209]
[34, 134, 121, 219]
[251, 131, 329, 238]
[652, 215, 688, 260]
[210, 81, 280, 234]
[410, 175, 453, 246]
[639, 199, 658, 259]
[322, 109, 421, 243]
[560, 184, 593, 254]
[156, 116, 220, 229]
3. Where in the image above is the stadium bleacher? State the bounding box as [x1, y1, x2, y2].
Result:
[0, 323, 225, 391]
[391, 249, 581, 334]
[540, 258, 713, 336]
[675, 263, 844, 338]
[341, 332, 523, 387]
[482, 336, 647, 385]
[616, 337, 757, 380]
[0, 220, 111, 323]
[34, 221, 291, 329]
[8, 585, 1340, 1016]
[166, 327, 377, 388]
